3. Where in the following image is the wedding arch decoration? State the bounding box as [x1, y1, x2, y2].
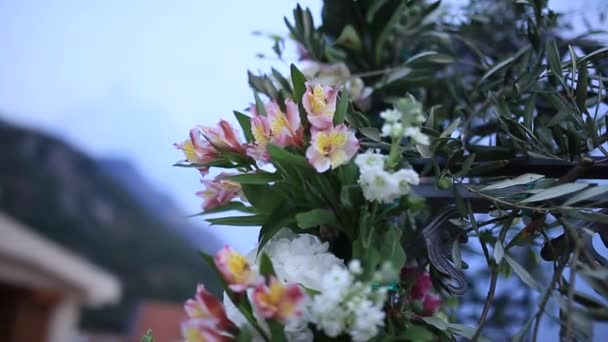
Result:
[170, 0, 608, 341]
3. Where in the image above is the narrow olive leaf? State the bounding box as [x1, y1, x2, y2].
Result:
[234, 111, 254, 143]
[421, 316, 448, 331]
[575, 62, 589, 113]
[334, 88, 349, 125]
[227, 172, 282, 185]
[479, 56, 515, 83]
[503, 254, 540, 290]
[440, 117, 461, 138]
[253, 91, 266, 116]
[359, 127, 383, 141]
[493, 241, 505, 264]
[546, 39, 563, 80]
[577, 47, 608, 66]
[272, 67, 293, 94]
[290, 64, 307, 101]
[295, 208, 337, 229]
[481, 173, 545, 191]
[259, 253, 276, 277]
[207, 215, 268, 226]
[519, 183, 588, 203]
[452, 241, 463, 270]
[563, 185, 608, 206]
[523, 94, 536, 129]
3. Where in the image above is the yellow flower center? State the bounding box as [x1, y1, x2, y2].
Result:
[315, 131, 347, 155]
[227, 254, 250, 282]
[260, 281, 284, 307]
[310, 85, 327, 114]
[252, 124, 269, 145]
[270, 111, 290, 136]
[181, 140, 199, 163]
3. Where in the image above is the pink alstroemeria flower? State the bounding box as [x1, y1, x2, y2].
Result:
[200, 120, 246, 155]
[266, 100, 304, 147]
[196, 173, 242, 210]
[248, 100, 304, 163]
[181, 319, 231, 342]
[174, 127, 221, 175]
[306, 124, 359, 173]
[302, 82, 337, 130]
[184, 284, 236, 332]
[252, 276, 306, 322]
[214, 246, 260, 292]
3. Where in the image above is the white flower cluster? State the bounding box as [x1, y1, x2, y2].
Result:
[224, 231, 344, 342]
[355, 150, 420, 203]
[379, 108, 429, 145]
[310, 261, 387, 341]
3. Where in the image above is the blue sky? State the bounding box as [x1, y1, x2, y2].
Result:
[0, 0, 322, 252]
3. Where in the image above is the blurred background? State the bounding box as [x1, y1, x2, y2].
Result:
[0, 0, 604, 341]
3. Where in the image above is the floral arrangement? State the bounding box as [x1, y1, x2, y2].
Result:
[174, 71, 457, 340]
[168, 0, 608, 341]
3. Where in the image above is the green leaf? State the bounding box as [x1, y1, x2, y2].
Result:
[290, 64, 307, 101]
[480, 56, 515, 83]
[519, 183, 588, 203]
[234, 111, 254, 143]
[380, 225, 406, 271]
[189, 201, 252, 216]
[259, 253, 276, 277]
[295, 208, 337, 229]
[340, 185, 362, 209]
[563, 185, 608, 206]
[269, 320, 288, 342]
[402, 325, 433, 341]
[452, 240, 463, 270]
[504, 254, 540, 290]
[227, 172, 282, 185]
[258, 203, 296, 251]
[421, 316, 448, 331]
[140, 330, 154, 342]
[254, 91, 267, 116]
[207, 214, 268, 226]
[440, 118, 461, 138]
[546, 39, 563, 80]
[577, 47, 608, 66]
[575, 62, 589, 113]
[334, 88, 349, 125]
[481, 173, 545, 191]
[241, 184, 284, 213]
[267, 144, 310, 169]
[493, 241, 505, 264]
[359, 127, 383, 141]
[272, 68, 293, 94]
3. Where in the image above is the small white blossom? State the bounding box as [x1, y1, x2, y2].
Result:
[404, 126, 430, 145]
[379, 108, 402, 123]
[358, 168, 400, 203]
[310, 264, 387, 341]
[348, 260, 363, 274]
[354, 150, 385, 171]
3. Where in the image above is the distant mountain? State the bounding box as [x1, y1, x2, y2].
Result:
[98, 158, 222, 254]
[0, 118, 221, 332]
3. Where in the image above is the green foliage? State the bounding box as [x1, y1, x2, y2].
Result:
[140, 330, 154, 342]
